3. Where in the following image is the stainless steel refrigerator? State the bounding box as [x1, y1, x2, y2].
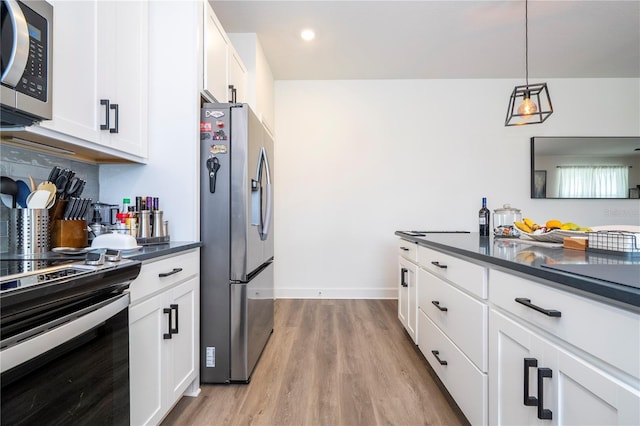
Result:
[200, 103, 274, 383]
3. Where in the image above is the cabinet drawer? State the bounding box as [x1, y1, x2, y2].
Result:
[418, 311, 487, 425]
[398, 239, 418, 263]
[418, 268, 488, 372]
[418, 245, 487, 299]
[129, 249, 199, 303]
[491, 269, 640, 379]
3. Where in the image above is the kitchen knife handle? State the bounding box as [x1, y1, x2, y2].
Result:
[163, 307, 172, 339]
[159, 267, 183, 278]
[100, 99, 110, 130]
[515, 298, 561, 317]
[523, 358, 538, 406]
[110, 103, 119, 133]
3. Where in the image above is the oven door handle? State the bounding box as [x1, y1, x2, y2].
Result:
[0, 293, 130, 374]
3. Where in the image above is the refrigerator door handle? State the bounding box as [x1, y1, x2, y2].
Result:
[252, 147, 272, 241]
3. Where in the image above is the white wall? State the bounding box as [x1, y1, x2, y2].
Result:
[99, 1, 202, 242]
[274, 78, 640, 299]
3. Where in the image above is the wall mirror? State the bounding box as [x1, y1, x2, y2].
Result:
[531, 136, 640, 199]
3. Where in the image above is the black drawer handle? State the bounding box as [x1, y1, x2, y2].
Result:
[163, 307, 173, 339]
[159, 267, 183, 278]
[431, 300, 448, 312]
[400, 246, 409, 251]
[169, 304, 179, 335]
[515, 298, 561, 317]
[537, 368, 553, 420]
[400, 268, 408, 287]
[523, 358, 538, 406]
[100, 99, 110, 130]
[431, 261, 447, 269]
[431, 350, 448, 365]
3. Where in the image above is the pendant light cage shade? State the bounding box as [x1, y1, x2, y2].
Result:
[505, 83, 553, 126]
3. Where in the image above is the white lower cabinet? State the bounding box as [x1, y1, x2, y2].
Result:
[398, 256, 417, 342]
[129, 249, 200, 425]
[490, 309, 640, 426]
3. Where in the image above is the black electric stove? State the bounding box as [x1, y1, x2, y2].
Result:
[0, 256, 141, 343]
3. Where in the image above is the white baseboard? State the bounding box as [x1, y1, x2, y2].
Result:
[274, 287, 397, 299]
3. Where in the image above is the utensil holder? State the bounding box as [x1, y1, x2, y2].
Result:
[51, 220, 88, 248]
[9, 209, 50, 254]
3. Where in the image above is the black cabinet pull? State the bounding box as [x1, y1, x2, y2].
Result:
[110, 103, 119, 133]
[100, 99, 110, 130]
[163, 307, 173, 339]
[400, 268, 408, 287]
[400, 246, 409, 251]
[537, 368, 553, 420]
[431, 261, 447, 269]
[431, 350, 448, 365]
[431, 300, 448, 312]
[169, 304, 179, 335]
[523, 358, 538, 406]
[159, 267, 183, 278]
[228, 84, 237, 103]
[515, 298, 561, 317]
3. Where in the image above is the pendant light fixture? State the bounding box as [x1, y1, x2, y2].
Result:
[505, 0, 553, 126]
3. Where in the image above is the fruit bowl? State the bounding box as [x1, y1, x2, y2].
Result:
[518, 229, 588, 243]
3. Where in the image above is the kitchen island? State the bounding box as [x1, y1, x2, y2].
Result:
[396, 231, 639, 308]
[395, 231, 639, 426]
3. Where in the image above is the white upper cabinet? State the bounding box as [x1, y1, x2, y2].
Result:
[38, 0, 148, 161]
[203, 1, 247, 104]
[228, 33, 275, 134]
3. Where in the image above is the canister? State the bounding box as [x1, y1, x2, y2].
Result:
[493, 204, 522, 238]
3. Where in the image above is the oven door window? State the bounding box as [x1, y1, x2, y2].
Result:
[1, 295, 130, 426]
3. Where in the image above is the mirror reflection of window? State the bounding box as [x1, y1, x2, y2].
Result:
[557, 166, 629, 198]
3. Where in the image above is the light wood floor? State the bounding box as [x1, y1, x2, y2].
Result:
[161, 299, 468, 426]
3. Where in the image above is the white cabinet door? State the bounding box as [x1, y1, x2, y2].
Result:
[490, 309, 543, 426]
[40, 0, 101, 143]
[203, 1, 228, 102]
[166, 277, 198, 405]
[98, 0, 148, 157]
[490, 309, 640, 426]
[129, 293, 165, 426]
[398, 257, 416, 342]
[228, 48, 247, 103]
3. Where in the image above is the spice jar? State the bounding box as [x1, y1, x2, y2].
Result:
[493, 204, 522, 238]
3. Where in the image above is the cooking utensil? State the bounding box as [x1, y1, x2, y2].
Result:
[37, 181, 57, 206]
[65, 177, 83, 199]
[69, 179, 86, 198]
[16, 180, 31, 208]
[26, 190, 51, 209]
[55, 173, 69, 198]
[0, 176, 18, 208]
[28, 176, 36, 191]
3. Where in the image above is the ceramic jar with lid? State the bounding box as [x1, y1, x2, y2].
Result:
[493, 204, 522, 238]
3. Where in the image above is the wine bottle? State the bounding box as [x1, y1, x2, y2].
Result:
[479, 197, 490, 236]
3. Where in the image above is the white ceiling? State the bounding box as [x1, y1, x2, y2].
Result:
[211, 0, 640, 80]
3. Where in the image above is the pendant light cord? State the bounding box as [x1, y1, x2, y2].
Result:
[524, 0, 529, 86]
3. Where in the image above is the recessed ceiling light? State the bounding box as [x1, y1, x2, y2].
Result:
[300, 29, 315, 41]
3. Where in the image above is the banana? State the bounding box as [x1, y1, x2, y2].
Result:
[523, 217, 539, 231]
[514, 221, 533, 233]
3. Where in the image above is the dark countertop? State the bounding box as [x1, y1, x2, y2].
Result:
[395, 231, 640, 309]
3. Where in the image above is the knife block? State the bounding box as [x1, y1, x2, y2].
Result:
[51, 220, 88, 248]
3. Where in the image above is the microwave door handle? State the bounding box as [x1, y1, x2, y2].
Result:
[1, 0, 30, 86]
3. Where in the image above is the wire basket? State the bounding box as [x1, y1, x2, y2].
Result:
[8, 209, 50, 254]
[587, 230, 640, 257]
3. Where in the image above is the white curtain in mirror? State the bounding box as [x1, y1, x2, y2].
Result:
[557, 166, 629, 198]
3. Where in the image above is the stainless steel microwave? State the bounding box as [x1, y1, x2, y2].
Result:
[1, 0, 52, 126]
